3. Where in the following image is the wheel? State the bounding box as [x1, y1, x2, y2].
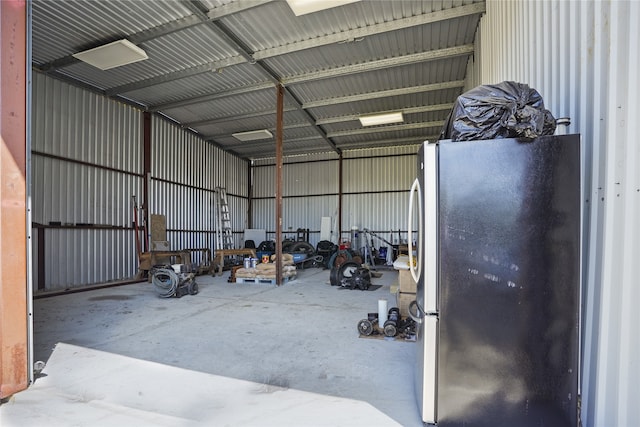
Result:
[337, 261, 360, 288]
[338, 261, 360, 278]
[257, 240, 276, 252]
[329, 266, 340, 286]
[282, 240, 295, 252]
[288, 241, 315, 256]
[188, 280, 199, 295]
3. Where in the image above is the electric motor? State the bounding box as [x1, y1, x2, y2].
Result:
[383, 307, 401, 337]
[357, 319, 374, 336]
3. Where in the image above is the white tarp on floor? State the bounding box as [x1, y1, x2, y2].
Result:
[1, 342, 400, 426]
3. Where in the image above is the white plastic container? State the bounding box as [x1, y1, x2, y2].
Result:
[378, 299, 388, 328]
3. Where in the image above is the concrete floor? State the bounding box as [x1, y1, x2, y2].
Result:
[1, 267, 423, 426]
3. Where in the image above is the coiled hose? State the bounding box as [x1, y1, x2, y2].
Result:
[152, 268, 179, 298]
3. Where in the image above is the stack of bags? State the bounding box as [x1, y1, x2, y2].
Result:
[235, 254, 297, 280]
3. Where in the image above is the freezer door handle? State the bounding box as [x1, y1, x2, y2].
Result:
[408, 178, 423, 283]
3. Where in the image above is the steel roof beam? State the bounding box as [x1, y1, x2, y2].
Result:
[106, 56, 247, 97]
[182, 106, 298, 127]
[149, 82, 275, 112]
[253, 2, 486, 60]
[314, 103, 455, 125]
[283, 45, 474, 85]
[338, 135, 441, 148]
[326, 121, 445, 139]
[303, 80, 464, 109]
[150, 70, 463, 114]
[185, 102, 454, 129]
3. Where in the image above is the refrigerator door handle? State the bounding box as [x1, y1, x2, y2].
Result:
[408, 300, 425, 324]
[408, 178, 423, 283]
[409, 300, 437, 324]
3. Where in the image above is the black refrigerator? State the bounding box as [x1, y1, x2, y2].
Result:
[408, 135, 581, 427]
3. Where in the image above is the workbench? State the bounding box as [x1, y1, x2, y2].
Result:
[139, 250, 192, 271]
[212, 248, 256, 276]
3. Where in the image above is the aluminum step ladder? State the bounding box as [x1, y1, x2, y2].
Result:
[215, 187, 234, 250]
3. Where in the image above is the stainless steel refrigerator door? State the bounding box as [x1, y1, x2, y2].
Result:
[435, 136, 581, 427]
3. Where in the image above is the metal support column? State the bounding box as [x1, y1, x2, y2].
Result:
[142, 111, 152, 252]
[275, 85, 284, 285]
[338, 153, 343, 244]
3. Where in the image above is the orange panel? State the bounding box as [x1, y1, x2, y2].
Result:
[0, 0, 28, 399]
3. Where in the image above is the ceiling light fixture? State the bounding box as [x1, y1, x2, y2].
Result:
[72, 39, 148, 70]
[232, 129, 273, 141]
[286, 0, 361, 16]
[359, 112, 404, 127]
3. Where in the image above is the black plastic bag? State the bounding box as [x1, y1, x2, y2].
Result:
[439, 81, 556, 141]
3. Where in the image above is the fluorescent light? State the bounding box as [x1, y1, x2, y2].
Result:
[286, 0, 361, 16]
[359, 112, 404, 127]
[232, 129, 273, 141]
[72, 39, 148, 70]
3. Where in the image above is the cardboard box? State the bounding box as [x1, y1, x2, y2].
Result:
[398, 269, 417, 293]
[396, 291, 417, 318]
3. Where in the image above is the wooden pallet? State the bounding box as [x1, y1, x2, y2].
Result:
[234, 275, 296, 285]
[358, 331, 416, 342]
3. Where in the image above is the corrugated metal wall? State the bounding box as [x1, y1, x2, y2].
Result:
[32, 72, 142, 289]
[252, 146, 419, 249]
[151, 117, 249, 253]
[31, 72, 250, 290]
[466, 2, 640, 426]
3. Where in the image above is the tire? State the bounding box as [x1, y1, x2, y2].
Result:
[337, 261, 360, 288]
[188, 280, 199, 295]
[329, 266, 340, 286]
[257, 240, 275, 252]
[330, 259, 359, 286]
[288, 241, 315, 256]
[282, 240, 295, 252]
[339, 261, 360, 277]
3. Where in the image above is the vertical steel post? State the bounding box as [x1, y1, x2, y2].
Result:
[143, 111, 151, 252]
[247, 159, 252, 229]
[338, 153, 343, 245]
[275, 85, 284, 285]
